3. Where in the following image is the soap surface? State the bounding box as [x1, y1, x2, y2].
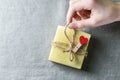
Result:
[49, 25, 91, 69]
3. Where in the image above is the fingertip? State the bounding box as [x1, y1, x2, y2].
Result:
[66, 15, 73, 25]
[68, 22, 78, 29]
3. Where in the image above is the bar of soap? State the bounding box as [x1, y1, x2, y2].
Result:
[49, 25, 91, 69]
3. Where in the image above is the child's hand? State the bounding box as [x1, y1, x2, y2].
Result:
[67, 0, 120, 28]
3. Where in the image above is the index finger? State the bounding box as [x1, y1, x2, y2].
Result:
[66, 7, 76, 24]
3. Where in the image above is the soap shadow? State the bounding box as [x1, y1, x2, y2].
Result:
[82, 21, 120, 71]
[81, 36, 101, 71]
[101, 21, 120, 32]
[81, 36, 95, 70]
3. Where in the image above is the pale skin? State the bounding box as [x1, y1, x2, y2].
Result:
[67, 0, 120, 28]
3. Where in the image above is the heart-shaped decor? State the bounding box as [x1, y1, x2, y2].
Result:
[79, 36, 88, 44]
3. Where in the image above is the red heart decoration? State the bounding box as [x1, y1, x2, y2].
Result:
[79, 36, 88, 44]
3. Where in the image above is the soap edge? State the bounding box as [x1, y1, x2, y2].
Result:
[48, 25, 91, 69]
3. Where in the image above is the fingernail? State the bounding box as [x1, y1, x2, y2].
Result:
[68, 23, 77, 29]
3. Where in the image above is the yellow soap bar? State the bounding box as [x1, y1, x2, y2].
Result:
[49, 25, 91, 69]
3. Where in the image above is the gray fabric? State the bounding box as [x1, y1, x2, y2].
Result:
[0, 0, 120, 80]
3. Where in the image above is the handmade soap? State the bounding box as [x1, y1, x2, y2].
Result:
[49, 25, 91, 69]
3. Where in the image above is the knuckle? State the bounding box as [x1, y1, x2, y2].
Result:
[69, 0, 75, 5]
[69, 6, 75, 12]
[69, 1, 72, 5]
[87, 0, 95, 7]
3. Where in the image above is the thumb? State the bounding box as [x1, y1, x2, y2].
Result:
[68, 19, 95, 28]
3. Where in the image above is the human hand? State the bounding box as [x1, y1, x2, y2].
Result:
[67, 0, 120, 28]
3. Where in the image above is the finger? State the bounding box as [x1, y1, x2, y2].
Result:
[73, 13, 81, 21]
[80, 12, 90, 19]
[67, 7, 76, 24]
[68, 19, 95, 28]
[79, 10, 91, 19]
[81, 10, 91, 15]
[67, 2, 84, 24]
[76, 11, 88, 19]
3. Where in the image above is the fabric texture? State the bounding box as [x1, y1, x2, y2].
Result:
[0, 0, 120, 80]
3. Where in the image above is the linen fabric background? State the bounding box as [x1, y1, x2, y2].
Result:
[0, 0, 120, 80]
